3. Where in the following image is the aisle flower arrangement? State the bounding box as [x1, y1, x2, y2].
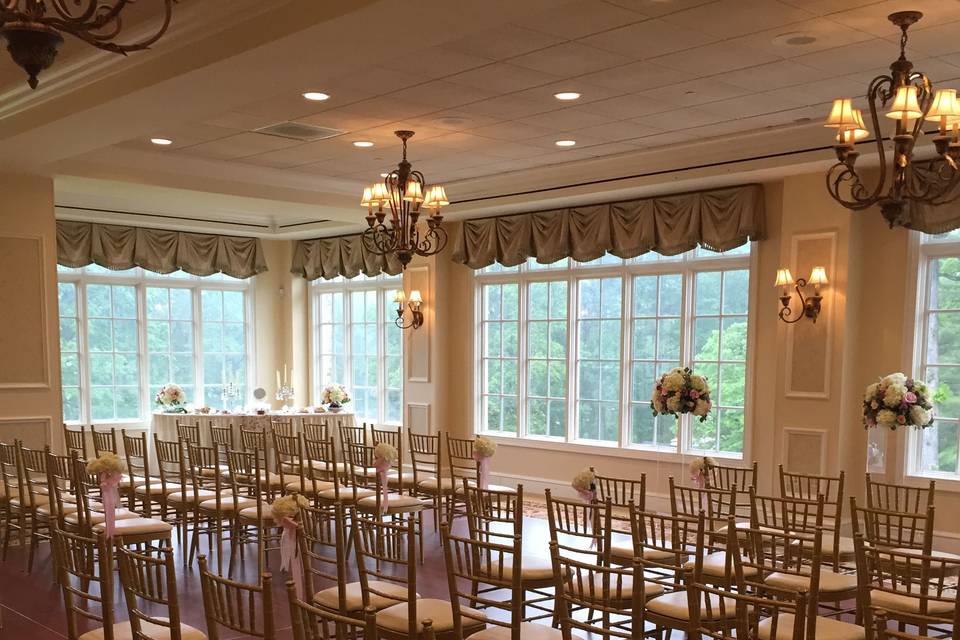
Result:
[689, 456, 716, 488]
[571, 468, 596, 503]
[374, 442, 399, 513]
[863, 372, 935, 430]
[271, 493, 309, 597]
[473, 436, 497, 489]
[321, 383, 351, 411]
[155, 383, 187, 413]
[650, 367, 712, 422]
[86, 453, 125, 537]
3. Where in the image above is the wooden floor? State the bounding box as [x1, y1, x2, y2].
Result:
[0, 513, 557, 639]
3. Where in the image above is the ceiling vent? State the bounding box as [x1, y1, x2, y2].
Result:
[253, 121, 344, 142]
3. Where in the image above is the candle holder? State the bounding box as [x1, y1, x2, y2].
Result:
[276, 384, 295, 407]
[221, 381, 240, 406]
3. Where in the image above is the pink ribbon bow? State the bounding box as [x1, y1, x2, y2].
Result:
[278, 516, 304, 599]
[99, 471, 122, 538]
[374, 457, 391, 514]
[472, 452, 491, 490]
[575, 488, 598, 548]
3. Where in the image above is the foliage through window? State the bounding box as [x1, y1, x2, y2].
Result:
[475, 248, 752, 457]
[311, 274, 403, 424]
[57, 265, 252, 423]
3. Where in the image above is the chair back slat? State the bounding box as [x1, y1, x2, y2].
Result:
[64, 424, 88, 459]
[298, 503, 348, 607]
[240, 427, 267, 453]
[53, 529, 115, 640]
[353, 514, 417, 635]
[199, 555, 274, 639]
[91, 427, 119, 457]
[408, 432, 442, 486]
[270, 418, 294, 438]
[175, 420, 201, 445]
[117, 545, 183, 639]
[302, 418, 331, 442]
[545, 489, 609, 563]
[851, 497, 934, 553]
[866, 473, 935, 514]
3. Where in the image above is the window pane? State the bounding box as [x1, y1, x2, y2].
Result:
[85, 284, 141, 421]
[576, 278, 620, 443]
[201, 288, 246, 408]
[481, 283, 519, 433]
[526, 280, 567, 438]
[58, 282, 81, 422]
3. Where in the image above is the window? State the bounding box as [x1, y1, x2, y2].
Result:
[311, 275, 403, 424]
[475, 248, 753, 458]
[57, 266, 253, 423]
[911, 233, 960, 478]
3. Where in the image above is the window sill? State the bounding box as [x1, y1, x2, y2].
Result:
[476, 432, 744, 464]
[903, 471, 960, 493]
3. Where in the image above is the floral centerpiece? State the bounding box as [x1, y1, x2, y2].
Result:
[863, 373, 935, 430]
[473, 436, 497, 490]
[155, 383, 187, 413]
[651, 367, 712, 422]
[321, 384, 351, 412]
[689, 456, 716, 488]
[571, 468, 596, 503]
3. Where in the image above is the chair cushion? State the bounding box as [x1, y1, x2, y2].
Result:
[470, 622, 564, 640]
[318, 487, 376, 502]
[758, 613, 864, 640]
[481, 555, 556, 582]
[417, 477, 457, 493]
[199, 465, 229, 478]
[314, 580, 415, 612]
[683, 551, 758, 578]
[285, 480, 335, 494]
[239, 505, 275, 521]
[166, 489, 230, 504]
[376, 598, 486, 634]
[37, 502, 78, 517]
[358, 494, 426, 512]
[646, 591, 740, 620]
[79, 619, 207, 640]
[610, 540, 676, 564]
[199, 496, 255, 511]
[135, 483, 182, 496]
[93, 517, 173, 536]
[10, 494, 50, 508]
[765, 570, 858, 594]
[581, 574, 663, 604]
[65, 508, 140, 525]
[387, 471, 416, 486]
[870, 589, 956, 615]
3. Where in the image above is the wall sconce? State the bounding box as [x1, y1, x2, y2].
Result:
[776, 266, 828, 324]
[394, 289, 424, 330]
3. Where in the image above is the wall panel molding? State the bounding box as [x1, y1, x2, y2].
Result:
[782, 427, 827, 475]
[784, 231, 836, 399]
[404, 265, 431, 383]
[0, 234, 50, 389]
[0, 415, 53, 449]
[406, 402, 431, 435]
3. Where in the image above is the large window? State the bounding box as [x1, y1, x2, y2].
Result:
[911, 231, 960, 478]
[57, 265, 253, 423]
[475, 247, 753, 458]
[311, 274, 403, 424]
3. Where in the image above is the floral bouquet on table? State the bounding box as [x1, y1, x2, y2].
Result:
[373, 443, 399, 513]
[473, 436, 497, 490]
[321, 384, 351, 412]
[155, 383, 187, 413]
[863, 373, 935, 430]
[571, 468, 597, 503]
[689, 456, 716, 488]
[271, 493, 309, 597]
[651, 367, 712, 422]
[86, 453, 125, 537]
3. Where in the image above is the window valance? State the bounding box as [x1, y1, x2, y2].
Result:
[290, 233, 402, 281]
[451, 183, 765, 269]
[56, 220, 268, 279]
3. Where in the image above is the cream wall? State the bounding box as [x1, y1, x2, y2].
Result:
[0, 173, 61, 449]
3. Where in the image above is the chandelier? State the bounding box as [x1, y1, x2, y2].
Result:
[825, 11, 960, 227]
[360, 130, 448, 269]
[0, 0, 176, 89]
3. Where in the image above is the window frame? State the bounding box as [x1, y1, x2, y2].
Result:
[57, 267, 255, 426]
[309, 274, 404, 425]
[472, 249, 756, 462]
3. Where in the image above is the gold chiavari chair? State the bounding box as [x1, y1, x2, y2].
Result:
[779, 465, 855, 565]
[91, 426, 140, 504]
[301, 502, 411, 617]
[355, 513, 481, 639]
[591, 468, 645, 565]
[465, 483, 556, 624]
[548, 537, 644, 640]
[63, 423, 88, 459]
[227, 448, 280, 579]
[123, 429, 160, 515]
[854, 533, 960, 637]
[0, 441, 16, 560]
[18, 443, 52, 572]
[302, 418, 331, 443]
[199, 555, 275, 640]
[372, 425, 415, 490]
[304, 437, 356, 503]
[189, 441, 241, 570]
[670, 478, 739, 581]
[446, 435, 515, 523]
[116, 545, 207, 639]
[208, 421, 235, 466]
[287, 580, 379, 640]
[241, 425, 268, 454]
[339, 423, 368, 478]
[866, 474, 935, 514]
[442, 517, 561, 640]
[176, 419, 202, 446]
[52, 528, 117, 640]
[708, 460, 757, 534]
[45, 449, 80, 529]
[872, 609, 960, 640]
[545, 488, 608, 562]
[409, 432, 453, 531]
[151, 435, 190, 540]
[271, 417, 294, 438]
[850, 497, 934, 555]
[275, 432, 334, 498]
[348, 442, 427, 526]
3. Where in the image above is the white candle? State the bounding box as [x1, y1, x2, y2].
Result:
[283, 363, 287, 385]
[276, 370, 281, 388]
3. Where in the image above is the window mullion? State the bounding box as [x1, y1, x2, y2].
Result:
[518, 277, 528, 438]
[194, 287, 203, 410]
[619, 274, 633, 449]
[78, 282, 90, 425]
[679, 269, 694, 455]
[567, 274, 577, 443]
[136, 284, 148, 422]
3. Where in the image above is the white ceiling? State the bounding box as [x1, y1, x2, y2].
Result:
[5, 0, 960, 237]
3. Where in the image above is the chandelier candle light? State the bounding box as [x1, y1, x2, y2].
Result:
[825, 11, 960, 227]
[0, 0, 177, 89]
[360, 130, 448, 269]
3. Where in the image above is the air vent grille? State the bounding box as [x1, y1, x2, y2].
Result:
[253, 121, 344, 142]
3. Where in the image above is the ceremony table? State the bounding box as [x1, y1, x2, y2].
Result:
[151, 410, 356, 447]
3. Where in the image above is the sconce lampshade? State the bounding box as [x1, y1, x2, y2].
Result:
[370, 182, 390, 205]
[393, 289, 405, 304]
[886, 85, 922, 120]
[360, 187, 375, 207]
[808, 266, 829, 286]
[403, 179, 424, 203]
[928, 89, 960, 125]
[825, 99, 859, 128]
[409, 290, 423, 304]
[837, 109, 869, 143]
[423, 185, 449, 209]
[774, 268, 794, 288]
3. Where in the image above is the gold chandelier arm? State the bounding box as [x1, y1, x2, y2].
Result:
[825, 162, 879, 210]
[864, 74, 893, 200]
[47, 0, 101, 24]
[44, 0, 175, 52]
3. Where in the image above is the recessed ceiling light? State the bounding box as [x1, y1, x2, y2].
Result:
[150, 138, 173, 146]
[554, 91, 581, 101]
[353, 141, 374, 148]
[772, 32, 817, 46]
[302, 91, 330, 101]
[555, 139, 576, 147]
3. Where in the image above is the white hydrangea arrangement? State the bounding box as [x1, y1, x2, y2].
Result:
[320, 384, 351, 407]
[155, 383, 187, 413]
[689, 456, 716, 479]
[651, 367, 712, 422]
[86, 452, 125, 475]
[571, 468, 596, 496]
[271, 493, 309, 521]
[863, 372, 935, 431]
[374, 442, 398, 464]
[474, 436, 497, 458]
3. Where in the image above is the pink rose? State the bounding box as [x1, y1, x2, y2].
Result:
[897, 414, 906, 424]
[904, 392, 917, 404]
[690, 390, 700, 399]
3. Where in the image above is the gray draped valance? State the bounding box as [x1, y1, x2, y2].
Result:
[899, 163, 960, 233]
[290, 233, 402, 281]
[57, 220, 268, 279]
[451, 183, 765, 269]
